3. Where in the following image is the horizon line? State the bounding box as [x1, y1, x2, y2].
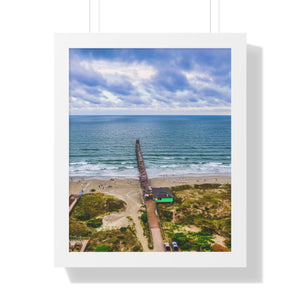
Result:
[69, 114, 231, 117]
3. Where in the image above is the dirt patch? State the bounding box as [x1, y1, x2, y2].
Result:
[213, 234, 226, 247]
[183, 225, 201, 232]
[99, 212, 129, 231]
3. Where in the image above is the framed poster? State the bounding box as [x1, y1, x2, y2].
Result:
[54, 33, 246, 268]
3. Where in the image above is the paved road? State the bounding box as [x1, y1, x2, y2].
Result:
[146, 199, 164, 252]
[151, 228, 165, 252]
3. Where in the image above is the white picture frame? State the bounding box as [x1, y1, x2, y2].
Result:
[54, 33, 247, 268]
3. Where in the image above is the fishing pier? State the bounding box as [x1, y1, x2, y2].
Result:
[136, 139, 153, 201]
[136, 139, 164, 251]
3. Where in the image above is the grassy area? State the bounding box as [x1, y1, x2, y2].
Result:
[86, 226, 142, 252]
[69, 192, 142, 252]
[69, 217, 93, 237]
[157, 183, 231, 251]
[139, 206, 153, 250]
[72, 193, 126, 221]
[170, 231, 214, 251]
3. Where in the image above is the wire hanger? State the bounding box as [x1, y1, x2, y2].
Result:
[89, 0, 220, 33]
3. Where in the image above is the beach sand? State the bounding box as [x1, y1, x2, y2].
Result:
[69, 175, 231, 251]
[149, 174, 231, 188]
[69, 175, 231, 195]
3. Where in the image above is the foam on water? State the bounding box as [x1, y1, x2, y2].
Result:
[69, 161, 231, 178]
[69, 115, 231, 178]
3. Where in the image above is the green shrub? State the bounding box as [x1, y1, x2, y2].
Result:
[139, 212, 152, 250]
[86, 218, 102, 228]
[222, 183, 231, 190]
[197, 231, 212, 236]
[133, 245, 141, 252]
[76, 213, 90, 221]
[72, 193, 126, 220]
[141, 212, 148, 224]
[225, 239, 231, 250]
[194, 183, 221, 189]
[161, 210, 173, 222]
[171, 185, 193, 192]
[69, 217, 92, 237]
[197, 236, 214, 251]
[94, 244, 111, 252]
[87, 227, 142, 252]
[170, 232, 197, 251]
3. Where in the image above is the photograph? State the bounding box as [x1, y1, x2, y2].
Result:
[68, 48, 232, 253]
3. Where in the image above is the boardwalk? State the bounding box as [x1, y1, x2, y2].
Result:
[69, 183, 90, 214]
[69, 194, 80, 214]
[69, 239, 90, 252]
[145, 199, 159, 228]
[136, 139, 164, 251]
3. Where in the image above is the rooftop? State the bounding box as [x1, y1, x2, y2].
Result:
[152, 187, 174, 199]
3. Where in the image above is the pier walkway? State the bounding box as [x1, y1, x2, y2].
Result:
[69, 183, 90, 214]
[136, 139, 164, 252]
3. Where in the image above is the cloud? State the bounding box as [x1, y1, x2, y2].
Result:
[69, 48, 231, 115]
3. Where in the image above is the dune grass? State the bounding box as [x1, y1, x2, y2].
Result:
[139, 208, 153, 250]
[157, 183, 231, 251]
[72, 193, 126, 221]
[69, 192, 142, 251]
[86, 226, 143, 252]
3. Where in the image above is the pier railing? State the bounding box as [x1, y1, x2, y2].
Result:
[136, 139, 152, 201]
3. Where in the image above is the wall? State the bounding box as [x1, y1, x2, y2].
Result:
[0, 0, 299, 299]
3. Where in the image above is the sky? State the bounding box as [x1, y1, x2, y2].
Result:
[69, 48, 231, 115]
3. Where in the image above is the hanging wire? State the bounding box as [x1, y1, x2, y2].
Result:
[98, 0, 101, 32]
[218, 0, 221, 32]
[90, 0, 219, 33]
[209, 0, 212, 32]
[210, 0, 221, 33]
[89, 0, 91, 32]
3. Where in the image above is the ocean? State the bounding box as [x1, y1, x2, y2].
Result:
[69, 115, 231, 178]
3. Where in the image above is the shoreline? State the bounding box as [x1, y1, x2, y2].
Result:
[69, 173, 231, 182]
[69, 174, 231, 196]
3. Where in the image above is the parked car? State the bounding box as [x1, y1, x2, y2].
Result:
[172, 241, 179, 251]
[164, 242, 171, 251]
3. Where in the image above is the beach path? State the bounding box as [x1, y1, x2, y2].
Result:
[151, 228, 164, 252]
[145, 199, 164, 251]
[103, 185, 149, 251]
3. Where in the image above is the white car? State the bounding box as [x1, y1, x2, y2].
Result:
[164, 242, 171, 251]
[172, 241, 179, 251]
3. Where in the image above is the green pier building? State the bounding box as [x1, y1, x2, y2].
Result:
[152, 187, 174, 203]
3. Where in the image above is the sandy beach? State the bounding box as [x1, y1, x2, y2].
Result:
[69, 175, 231, 195]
